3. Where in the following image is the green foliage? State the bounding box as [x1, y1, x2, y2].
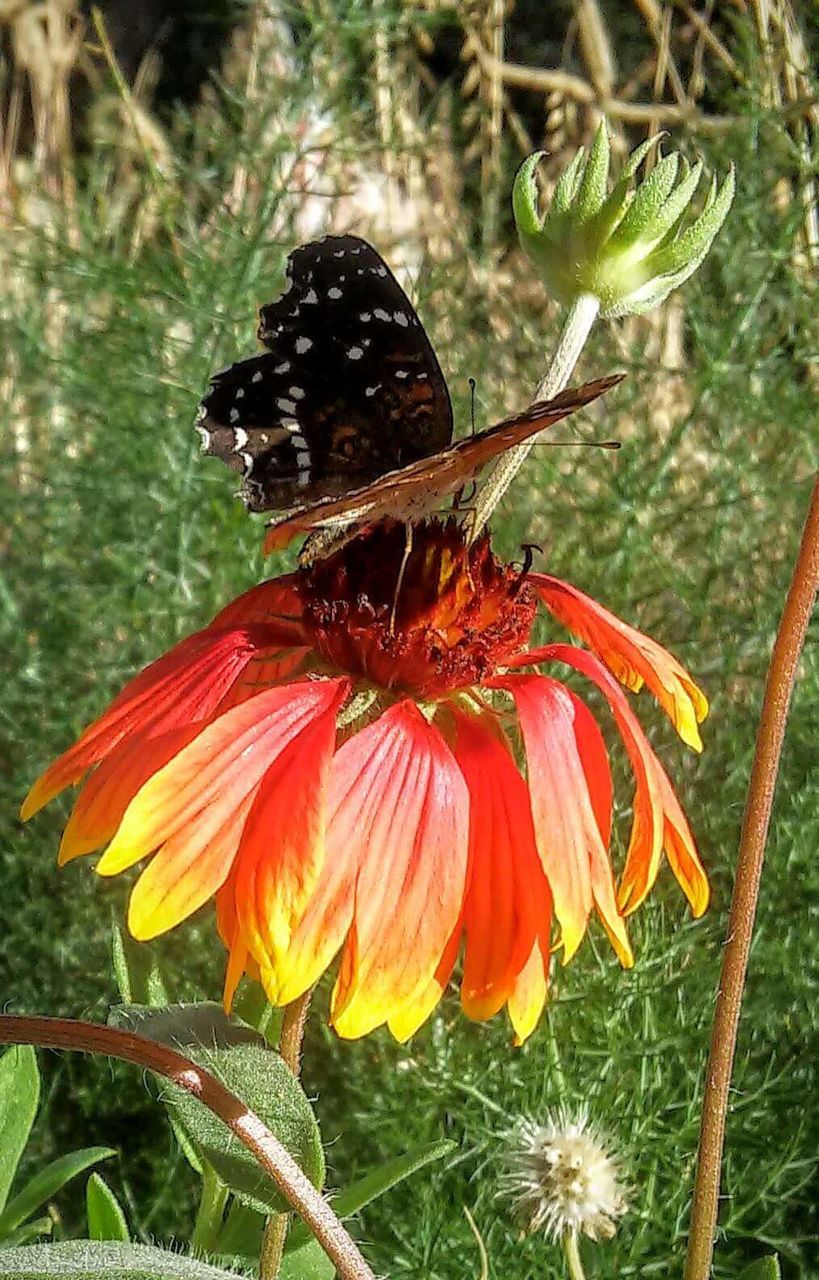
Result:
[86, 1175, 130, 1243]
[738, 1258, 782, 1280]
[0, 1049, 113, 1248]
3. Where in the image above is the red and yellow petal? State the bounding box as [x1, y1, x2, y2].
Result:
[491, 674, 632, 969]
[450, 708, 552, 1028]
[209, 575, 306, 635]
[21, 626, 280, 820]
[527, 644, 708, 918]
[321, 701, 470, 1039]
[531, 573, 708, 751]
[229, 679, 347, 972]
[507, 930, 551, 1046]
[58, 725, 202, 865]
[96, 679, 348, 941]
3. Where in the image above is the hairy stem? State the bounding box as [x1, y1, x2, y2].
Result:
[191, 1163, 229, 1256]
[684, 476, 819, 1280]
[471, 292, 600, 536]
[0, 1015, 376, 1280]
[564, 1230, 587, 1280]
[259, 991, 314, 1280]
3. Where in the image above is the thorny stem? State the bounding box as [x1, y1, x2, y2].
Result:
[471, 292, 600, 537]
[563, 1230, 588, 1280]
[684, 476, 819, 1280]
[259, 990, 314, 1280]
[0, 1015, 376, 1280]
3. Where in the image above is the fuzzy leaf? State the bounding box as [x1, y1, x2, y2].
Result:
[511, 153, 545, 236]
[107, 1003, 264, 1054]
[573, 120, 610, 223]
[0, 1241, 238, 1277]
[611, 152, 680, 250]
[165, 1044, 324, 1215]
[86, 1175, 129, 1243]
[0, 1048, 40, 1217]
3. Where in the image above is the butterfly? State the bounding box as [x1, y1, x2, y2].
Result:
[196, 235, 621, 558]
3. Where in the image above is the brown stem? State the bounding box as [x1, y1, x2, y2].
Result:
[279, 989, 312, 1077]
[684, 476, 819, 1280]
[0, 1015, 376, 1280]
[259, 990, 314, 1279]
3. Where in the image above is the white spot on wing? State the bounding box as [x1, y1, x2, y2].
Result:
[295, 337, 312, 354]
[374, 308, 390, 321]
[235, 387, 245, 399]
[252, 371, 263, 383]
[275, 361, 290, 374]
[230, 408, 240, 423]
[277, 398, 298, 414]
[347, 346, 363, 360]
[396, 370, 409, 379]
[365, 385, 381, 397]
[328, 287, 343, 300]
[233, 427, 249, 450]
[394, 311, 409, 327]
[304, 289, 318, 305]
[195, 425, 211, 450]
[360, 312, 371, 322]
[289, 386, 306, 399]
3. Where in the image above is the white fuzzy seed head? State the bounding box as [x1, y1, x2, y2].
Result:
[505, 1107, 627, 1242]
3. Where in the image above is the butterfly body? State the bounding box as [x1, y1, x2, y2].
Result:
[196, 235, 620, 554]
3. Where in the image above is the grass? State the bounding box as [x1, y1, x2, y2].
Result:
[1, 8, 817, 1278]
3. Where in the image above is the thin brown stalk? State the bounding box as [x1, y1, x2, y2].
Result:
[0, 1015, 376, 1280]
[684, 476, 819, 1280]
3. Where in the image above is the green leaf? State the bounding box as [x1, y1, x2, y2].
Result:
[0, 1148, 115, 1238]
[573, 119, 610, 223]
[738, 1258, 782, 1280]
[0, 1217, 52, 1249]
[0, 1048, 40, 1216]
[511, 152, 545, 237]
[611, 152, 680, 250]
[166, 1044, 324, 1215]
[86, 1174, 129, 1243]
[213, 1201, 263, 1260]
[0, 1241, 239, 1277]
[286, 1138, 454, 1254]
[111, 926, 169, 1007]
[279, 1239, 335, 1280]
[108, 1003, 265, 1053]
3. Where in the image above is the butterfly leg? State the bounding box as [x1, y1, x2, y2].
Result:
[389, 522, 414, 635]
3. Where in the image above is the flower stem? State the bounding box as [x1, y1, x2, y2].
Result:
[471, 291, 600, 537]
[684, 475, 819, 1280]
[191, 1163, 228, 1256]
[563, 1230, 588, 1280]
[259, 991, 315, 1280]
[0, 1015, 377, 1280]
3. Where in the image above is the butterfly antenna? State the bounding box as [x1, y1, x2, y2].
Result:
[511, 543, 541, 596]
[468, 377, 477, 437]
[389, 523, 414, 635]
[530, 439, 621, 450]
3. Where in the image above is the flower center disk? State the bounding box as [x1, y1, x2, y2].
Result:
[300, 518, 537, 698]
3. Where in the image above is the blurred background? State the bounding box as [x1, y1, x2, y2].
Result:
[1, 2, 817, 1276]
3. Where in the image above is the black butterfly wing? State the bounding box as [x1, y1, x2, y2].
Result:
[196, 236, 453, 513]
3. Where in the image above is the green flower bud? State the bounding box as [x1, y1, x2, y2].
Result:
[513, 120, 734, 318]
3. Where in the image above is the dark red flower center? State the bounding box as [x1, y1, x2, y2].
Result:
[299, 518, 537, 698]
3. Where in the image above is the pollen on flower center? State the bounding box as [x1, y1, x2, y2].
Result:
[299, 518, 537, 698]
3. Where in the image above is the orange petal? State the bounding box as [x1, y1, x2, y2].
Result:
[58, 725, 202, 864]
[450, 708, 552, 1025]
[22, 627, 276, 820]
[126, 678, 348, 940]
[98, 679, 347, 878]
[534, 644, 708, 919]
[531, 573, 708, 751]
[328, 702, 470, 1039]
[230, 680, 346, 969]
[387, 922, 462, 1042]
[491, 674, 632, 968]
